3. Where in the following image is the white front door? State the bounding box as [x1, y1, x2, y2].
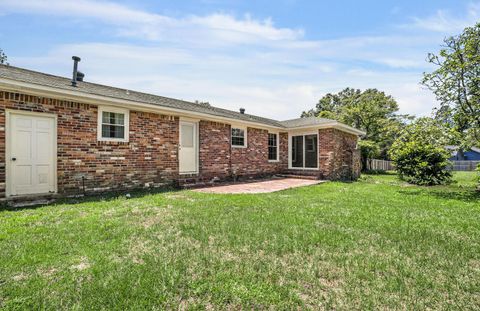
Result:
[7, 112, 56, 196]
[179, 121, 198, 174]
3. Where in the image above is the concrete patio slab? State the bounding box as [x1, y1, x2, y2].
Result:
[193, 178, 326, 194]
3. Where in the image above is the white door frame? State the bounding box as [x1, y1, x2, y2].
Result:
[179, 119, 199, 175]
[288, 131, 319, 170]
[5, 110, 58, 197]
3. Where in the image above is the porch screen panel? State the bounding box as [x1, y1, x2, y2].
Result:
[291, 136, 304, 168]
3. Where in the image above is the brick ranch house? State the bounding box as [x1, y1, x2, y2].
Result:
[0, 62, 364, 200]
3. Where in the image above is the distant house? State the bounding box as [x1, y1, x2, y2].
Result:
[0, 60, 365, 200]
[446, 146, 480, 161]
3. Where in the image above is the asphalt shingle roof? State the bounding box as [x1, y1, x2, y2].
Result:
[0, 64, 352, 131]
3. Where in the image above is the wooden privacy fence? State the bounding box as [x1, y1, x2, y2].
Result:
[366, 159, 395, 171]
[366, 159, 479, 171]
[447, 161, 480, 171]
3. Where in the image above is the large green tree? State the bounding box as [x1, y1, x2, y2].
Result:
[0, 48, 8, 65]
[422, 22, 480, 148]
[302, 88, 410, 161]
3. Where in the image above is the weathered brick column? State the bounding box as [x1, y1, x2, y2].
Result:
[318, 128, 360, 180]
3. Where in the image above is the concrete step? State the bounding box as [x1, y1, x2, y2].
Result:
[5, 193, 59, 208]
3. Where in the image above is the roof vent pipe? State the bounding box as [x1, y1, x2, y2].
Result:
[71, 56, 81, 87]
[239, 108, 245, 114]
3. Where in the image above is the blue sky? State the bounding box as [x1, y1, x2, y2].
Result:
[0, 0, 478, 120]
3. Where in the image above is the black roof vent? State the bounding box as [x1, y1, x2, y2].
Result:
[76, 71, 85, 82]
[239, 108, 245, 114]
[71, 56, 81, 87]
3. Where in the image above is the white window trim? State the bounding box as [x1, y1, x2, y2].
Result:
[97, 106, 130, 142]
[231, 126, 247, 148]
[268, 132, 280, 162]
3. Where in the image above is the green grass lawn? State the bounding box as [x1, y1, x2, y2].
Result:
[1, 173, 479, 310]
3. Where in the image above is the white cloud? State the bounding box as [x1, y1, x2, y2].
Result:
[0, 0, 303, 42]
[375, 58, 425, 69]
[4, 0, 467, 119]
[408, 2, 480, 33]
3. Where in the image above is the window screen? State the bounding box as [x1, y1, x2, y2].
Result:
[231, 128, 245, 146]
[181, 124, 194, 147]
[101, 111, 125, 139]
[268, 133, 278, 160]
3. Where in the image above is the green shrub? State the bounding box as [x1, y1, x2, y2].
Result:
[477, 164, 480, 190]
[389, 118, 452, 186]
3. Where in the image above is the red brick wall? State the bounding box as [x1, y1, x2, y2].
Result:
[0, 90, 361, 199]
[279, 132, 289, 170]
[0, 91, 179, 198]
[198, 121, 287, 180]
[318, 128, 360, 180]
[231, 127, 284, 177]
[198, 120, 231, 180]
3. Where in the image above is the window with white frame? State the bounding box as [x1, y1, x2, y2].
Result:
[268, 133, 278, 161]
[231, 127, 246, 147]
[98, 107, 129, 142]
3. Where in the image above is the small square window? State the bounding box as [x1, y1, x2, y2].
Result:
[98, 107, 129, 142]
[231, 127, 246, 147]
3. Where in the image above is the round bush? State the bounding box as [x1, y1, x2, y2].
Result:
[389, 118, 452, 186]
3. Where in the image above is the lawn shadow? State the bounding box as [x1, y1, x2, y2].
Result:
[397, 188, 480, 203]
[362, 170, 397, 176]
[1, 186, 182, 212]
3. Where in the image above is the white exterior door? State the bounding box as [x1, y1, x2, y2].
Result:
[7, 112, 56, 196]
[179, 121, 198, 174]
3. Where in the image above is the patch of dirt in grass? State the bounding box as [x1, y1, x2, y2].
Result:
[11, 272, 29, 282]
[71, 257, 91, 271]
[177, 298, 217, 310]
[37, 267, 58, 278]
[103, 209, 117, 217]
[127, 205, 176, 230]
[142, 205, 175, 229]
[469, 260, 480, 271]
[295, 277, 345, 309]
[125, 237, 156, 265]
